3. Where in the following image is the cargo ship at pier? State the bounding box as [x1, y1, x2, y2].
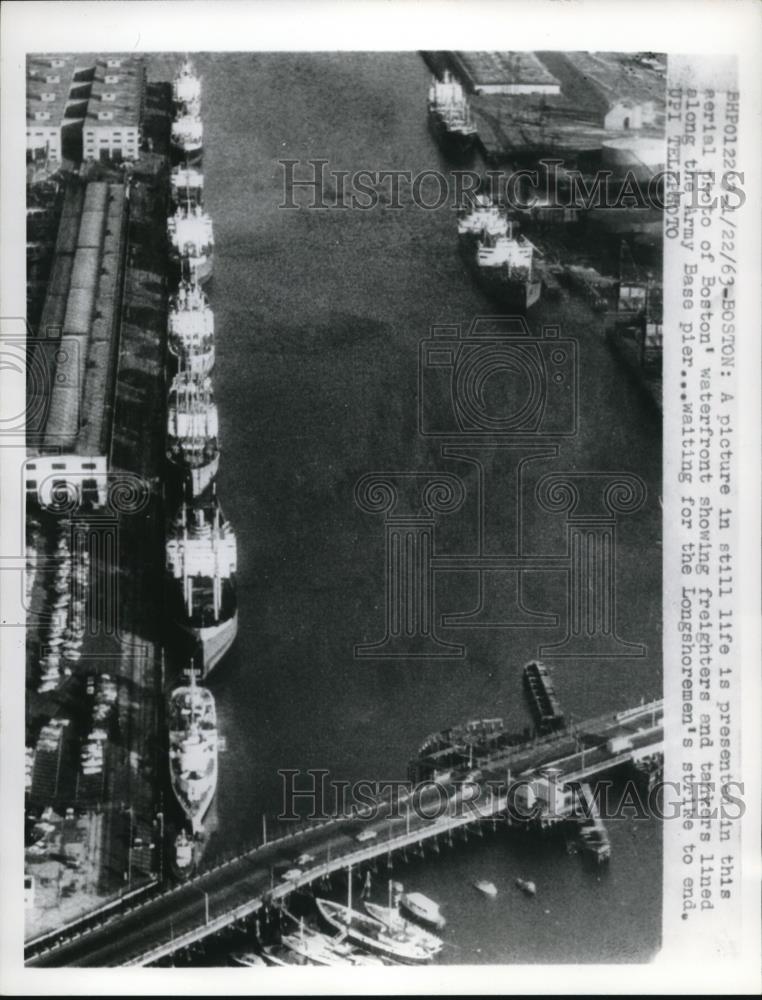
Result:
[167, 204, 214, 284]
[171, 165, 204, 207]
[168, 281, 215, 376]
[166, 371, 220, 498]
[457, 194, 511, 248]
[473, 224, 541, 310]
[168, 673, 218, 836]
[427, 71, 477, 157]
[171, 113, 203, 165]
[165, 496, 238, 674]
[172, 58, 201, 117]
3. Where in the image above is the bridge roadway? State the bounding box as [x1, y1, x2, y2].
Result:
[27, 700, 663, 967]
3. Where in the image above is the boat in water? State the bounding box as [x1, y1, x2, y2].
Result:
[230, 951, 266, 967]
[363, 907, 442, 959]
[474, 880, 498, 898]
[170, 827, 196, 880]
[165, 496, 238, 675]
[261, 943, 315, 966]
[172, 58, 201, 116]
[398, 890, 446, 930]
[168, 281, 215, 376]
[281, 922, 356, 967]
[516, 878, 537, 896]
[427, 71, 477, 157]
[171, 165, 204, 208]
[166, 370, 220, 498]
[463, 209, 541, 310]
[171, 113, 203, 166]
[316, 890, 435, 965]
[457, 194, 510, 249]
[168, 674, 218, 836]
[167, 203, 214, 284]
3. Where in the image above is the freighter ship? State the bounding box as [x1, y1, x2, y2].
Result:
[474, 229, 542, 309]
[427, 71, 477, 156]
[168, 281, 215, 376]
[171, 165, 204, 207]
[166, 371, 220, 498]
[170, 113, 203, 165]
[165, 496, 238, 674]
[457, 194, 510, 246]
[458, 196, 541, 309]
[172, 58, 201, 116]
[167, 203, 214, 284]
[168, 672, 218, 835]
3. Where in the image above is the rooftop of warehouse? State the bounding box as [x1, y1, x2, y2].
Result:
[26, 54, 83, 125]
[85, 58, 145, 129]
[454, 51, 561, 88]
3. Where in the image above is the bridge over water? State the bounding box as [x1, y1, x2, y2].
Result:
[27, 699, 662, 967]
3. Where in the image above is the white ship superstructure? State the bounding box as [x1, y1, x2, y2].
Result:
[167, 204, 214, 284]
[427, 71, 477, 154]
[166, 371, 219, 497]
[171, 165, 204, 207]
[172, 59, 201, 116]
[171, 114, 203, 165]
[168, 281, 215, 376]
[457, 194, 511, 242]
[165, 497, 238, 674]
[475, 230, 541, 309]
[168, 675, 218, 835]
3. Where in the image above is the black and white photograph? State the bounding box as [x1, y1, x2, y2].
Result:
[1, 1, 760, 994]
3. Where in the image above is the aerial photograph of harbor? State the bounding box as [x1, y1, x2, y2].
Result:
[23, 48, 665, 968]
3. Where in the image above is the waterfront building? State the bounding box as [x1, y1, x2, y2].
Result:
[83, 57, 145, 163]
[452, 51, 561, 96]
[26, 54, 145, 166]
[26, 181, 127, 510]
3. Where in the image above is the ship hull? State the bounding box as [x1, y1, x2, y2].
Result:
[315, 899, 432, 964]
[189, 610, 238, 677]
[171, 140, 203, 166]
[167, 453, 219, 498]
[427, 112, 477, 158]
[168, 686, 218, 837]
[476, 271, 542, 310]
[168, 343, 215, 377]
[170, 252, 213, 285]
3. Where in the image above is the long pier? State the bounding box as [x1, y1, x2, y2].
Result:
[26, 698, 662, 968]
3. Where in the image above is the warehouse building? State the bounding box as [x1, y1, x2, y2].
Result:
[452, 51, 561, 95]
[26, 54, 144, 166]
[26, 181, 127, 510]
[82, 57, 145, 163]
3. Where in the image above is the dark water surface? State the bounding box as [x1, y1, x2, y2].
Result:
[150, 52, 662, 963]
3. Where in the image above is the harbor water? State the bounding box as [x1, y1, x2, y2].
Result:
[149, 52, 662, 963]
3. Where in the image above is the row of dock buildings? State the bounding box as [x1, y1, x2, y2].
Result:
[27, 54, 144, 166]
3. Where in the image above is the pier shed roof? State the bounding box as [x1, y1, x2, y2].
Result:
[454, 51, 561, 93]
[85, 57, 145, 129]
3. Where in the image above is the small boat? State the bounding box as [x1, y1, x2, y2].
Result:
[230, 950, 266, 967]
[282, 922, 355, 966]
[516, 878, 536, 896]
[171, 828, 195, 880]
[399, 890, 446, 930]
[363, 881, 442, 957]
[261, 943, 314, 966]
[474, 880, 498, 898]
[316, 899, 434, 965]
